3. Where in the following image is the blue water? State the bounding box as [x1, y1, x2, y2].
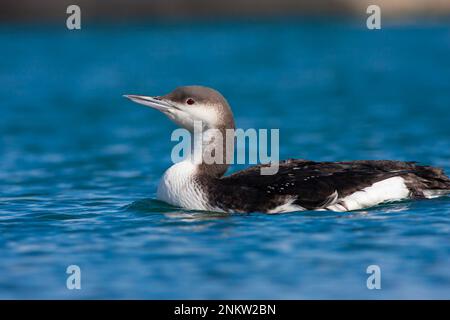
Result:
[1, 21, 450, 299]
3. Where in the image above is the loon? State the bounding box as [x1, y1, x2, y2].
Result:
[124, 86, 450, 213]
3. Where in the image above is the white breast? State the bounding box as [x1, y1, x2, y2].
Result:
[157, 160, 217, 211]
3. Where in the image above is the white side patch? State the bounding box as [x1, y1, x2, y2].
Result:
[267, 196, 305, 214]
[326, 176, 410, 212]
[423, 189, 450, 199]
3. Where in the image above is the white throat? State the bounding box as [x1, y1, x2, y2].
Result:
[156, 127, 226, 211]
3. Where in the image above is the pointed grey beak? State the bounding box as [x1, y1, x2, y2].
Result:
[123, 94, 175, 112]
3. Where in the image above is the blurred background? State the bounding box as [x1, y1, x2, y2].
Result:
[1, 0, 450, 299]
[2, 0, 450, 21]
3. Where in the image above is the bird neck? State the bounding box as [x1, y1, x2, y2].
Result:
[190, 126, 234, 178]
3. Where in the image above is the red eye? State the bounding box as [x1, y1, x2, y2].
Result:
[186, 98, 195, 105]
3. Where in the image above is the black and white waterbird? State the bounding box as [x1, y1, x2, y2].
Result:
[124, 86, 450, 213]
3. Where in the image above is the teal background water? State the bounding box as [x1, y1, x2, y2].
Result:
[1, 21, 450, 299]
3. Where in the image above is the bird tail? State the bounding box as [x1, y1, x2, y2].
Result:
[404, 165, 450, 198]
